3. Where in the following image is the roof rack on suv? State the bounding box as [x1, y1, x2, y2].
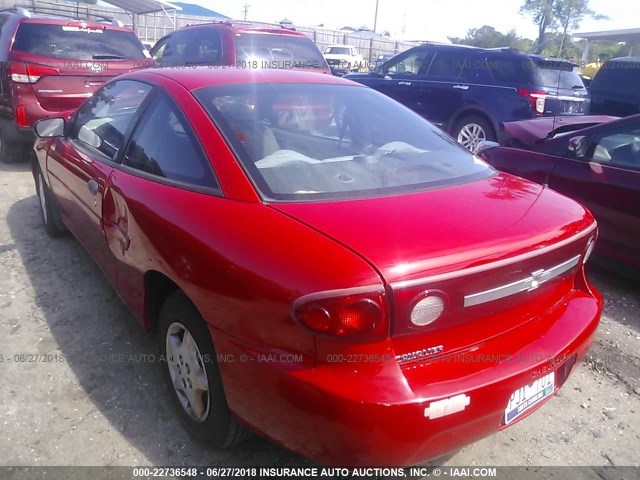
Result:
[4, 5, 125, 27]
[0, 7, 32, 17]
[185, 19, 296, 31]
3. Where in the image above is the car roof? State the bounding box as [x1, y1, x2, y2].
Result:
[180, 20, 305, 37]
[133, 67, 359, 91]
[606, 56, 640, 63]
[415, 42, 527, 56]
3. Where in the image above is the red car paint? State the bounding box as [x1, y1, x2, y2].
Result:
[6, 17, 153, 129]
[483, 113, 640, 269]
[34, 68, 601, 466]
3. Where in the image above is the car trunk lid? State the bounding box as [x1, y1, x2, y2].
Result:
[272, 174, 596, 357]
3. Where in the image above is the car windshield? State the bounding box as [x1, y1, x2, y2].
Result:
[326, 47, 350, 55]
[195, 83, 494, 201]
[534, 62, 585, 90]
[12, 23, 147, 60]
[235, 33, 327, 70]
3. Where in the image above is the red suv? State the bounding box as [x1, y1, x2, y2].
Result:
[0, 7, 153, 163]
[150, 20, 330, 73]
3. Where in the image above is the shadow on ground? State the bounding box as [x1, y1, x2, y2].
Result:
[7, 195, 312, 466]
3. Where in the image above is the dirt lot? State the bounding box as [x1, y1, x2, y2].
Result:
[1, 160, 639, 468]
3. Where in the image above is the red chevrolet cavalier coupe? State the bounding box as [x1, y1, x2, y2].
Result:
[32, 68, 602, 466]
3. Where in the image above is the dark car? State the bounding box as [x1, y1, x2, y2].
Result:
[150, 20, 329, 73]
[477, 114, 640, 269]
[32, 67, 600, 466]
[589, 57, 640, 117]
[345, 44, 589, 150]
[0, 7, 153, 163]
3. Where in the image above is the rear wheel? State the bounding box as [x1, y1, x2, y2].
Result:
[452, 115, 496, 151]
[0, 130, 26, 164]
[159, 291, 246, 447]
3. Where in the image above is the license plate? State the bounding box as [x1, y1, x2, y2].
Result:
[504, 371, 555, 424]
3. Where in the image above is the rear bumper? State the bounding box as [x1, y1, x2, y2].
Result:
[213, 287, 601, 466]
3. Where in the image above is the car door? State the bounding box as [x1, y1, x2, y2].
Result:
[548, 122, 640, 266]
[421, 50, 475, 128]
[102, 89, 221, 317]
[365, 48, 434, 118]
[46, 79, 154, 281]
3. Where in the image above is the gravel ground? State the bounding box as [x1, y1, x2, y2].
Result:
[0, 160, 639, 468]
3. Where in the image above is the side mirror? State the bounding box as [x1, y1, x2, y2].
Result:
[568, 135, 588, 159]
[473, 140, 500, 155]
[34, 117, 65, 138]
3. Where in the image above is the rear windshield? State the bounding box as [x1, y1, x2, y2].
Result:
[325, 47, 351, 55]
[194, 83, 493, 201]
[13, 23, 146, 60]
[534, 61, 585, 89]
[235, 33, 327, 70]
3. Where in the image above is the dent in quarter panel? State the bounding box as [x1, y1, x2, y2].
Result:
[103, 170, 384, 361]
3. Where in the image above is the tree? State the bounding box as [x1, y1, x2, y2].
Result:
[520, 0, 556, 53]
[554, 0, 607, 57]
[520, 0, 605, 56]
[449, 26, 532, 51]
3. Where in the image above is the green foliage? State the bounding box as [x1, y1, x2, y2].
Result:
[448, 26, 533, 51]
[519, 0, 605, 54]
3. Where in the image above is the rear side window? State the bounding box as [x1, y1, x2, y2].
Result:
[123, 92, 218, 189]
[152, 29, 223, 66]
[488, 57, 535, 84]
[234, 33, 327, 70]
[592, 61, 640, 97]
[427, 51, 470, 80]
[12, 23, 147, 60]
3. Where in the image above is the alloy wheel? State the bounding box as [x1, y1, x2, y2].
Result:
[457, 123, 487, 151]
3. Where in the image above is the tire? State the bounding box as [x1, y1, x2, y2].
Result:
[0, 130, 27, 164]
[158, 291, 246, 448]
[452, 114, 496, 152]
[35, 168, 66, 237]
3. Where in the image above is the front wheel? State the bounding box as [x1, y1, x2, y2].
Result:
[36, 168, 66, 237]
[452, 115, 496, 151]
[159, 291, 246, 447]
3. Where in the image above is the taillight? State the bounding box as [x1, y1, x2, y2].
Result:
[10, 61, 60, 84]
[517, 88, 546, 115]
[292, 289, 388, 341]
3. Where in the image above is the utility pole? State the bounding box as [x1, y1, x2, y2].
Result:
[373, 0, 379, 32]
[242, 4, 249, 20]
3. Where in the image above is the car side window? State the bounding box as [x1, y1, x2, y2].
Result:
[589, 124, 640, 171]
[428, 51, 471, 80]
[69, 80, 153, 162]
[123, 92, 219, 189]
[385, 50, 431, 75]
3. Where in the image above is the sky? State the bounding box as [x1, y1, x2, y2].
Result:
[187, 0, 637, 42]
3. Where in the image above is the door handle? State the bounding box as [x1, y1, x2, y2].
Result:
[453, 84, 469, 90]
[87, 179, 99, 196]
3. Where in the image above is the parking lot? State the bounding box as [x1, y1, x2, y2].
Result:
[1, 159, 639, 468]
